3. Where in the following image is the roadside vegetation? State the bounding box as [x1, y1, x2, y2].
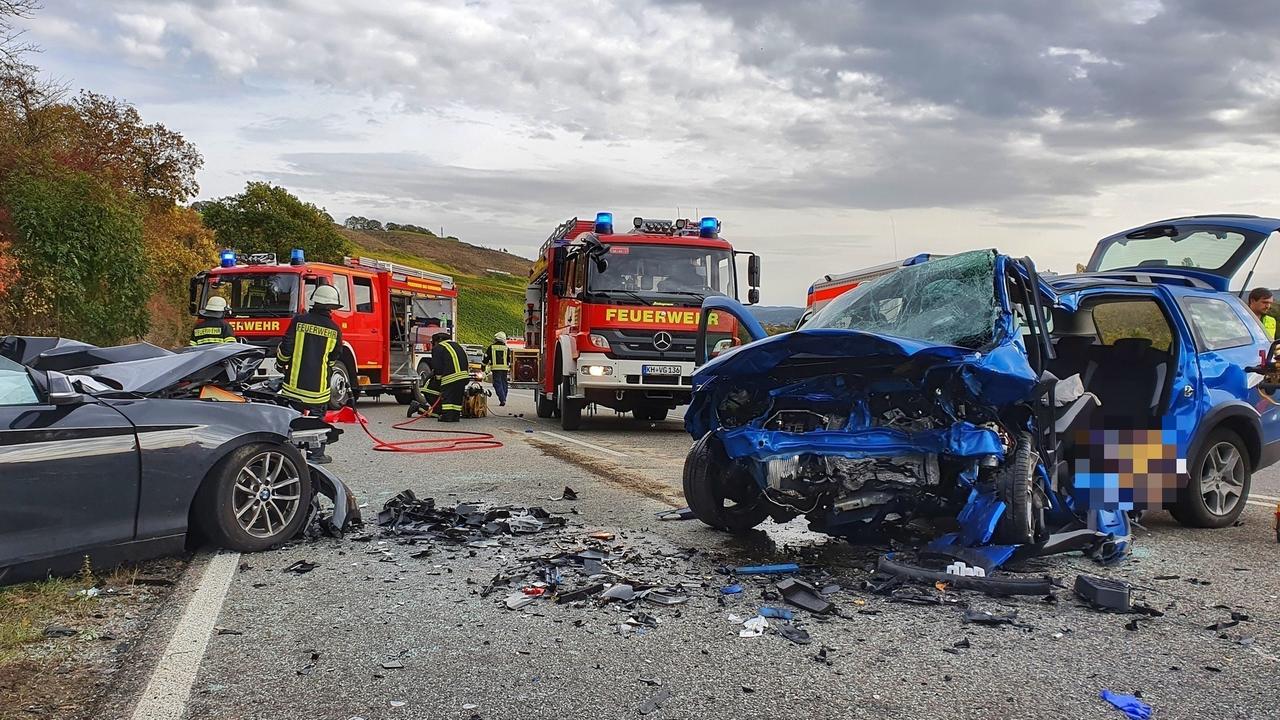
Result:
[0, 2, 529, 349]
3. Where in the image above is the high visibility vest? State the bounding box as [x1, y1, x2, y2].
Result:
[276, 311, 342, 405]
[1263, 314, 1276, 341]
[487, 343, 510, 371]
[432, 340, 470, 384]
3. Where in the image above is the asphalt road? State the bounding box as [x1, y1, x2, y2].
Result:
[143, 391, 1280, 720]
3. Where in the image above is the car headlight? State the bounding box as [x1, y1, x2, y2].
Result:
[587, 334, 610, 350]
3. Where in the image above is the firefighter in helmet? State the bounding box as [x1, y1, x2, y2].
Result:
[431, 330, 469, 422]
[189, 296, 237, 346]
[484, 331, 511, 406]
[276, 283, 344, 416]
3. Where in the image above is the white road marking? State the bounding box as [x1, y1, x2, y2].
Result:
[130, 551, 241, 720]
[1248, 492, 1280, 503]
[540, 431, 629, 458]
[1245, 499, 1277, 509]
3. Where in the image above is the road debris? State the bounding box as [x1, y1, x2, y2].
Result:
[1099, 689, 1153, 720]
[1074, 575, 1131, 611]
[777, 578, 833, 614]
[638, 687, 671, 715]
[735, 563, 800, 575]
[962, 609, 1019, 626]
[376, 490, 566, 542]
[282, 560, 319, 574]
[739, 616, 768, 638]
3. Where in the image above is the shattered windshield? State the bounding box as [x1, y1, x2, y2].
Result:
[804, 250, 1001, 349]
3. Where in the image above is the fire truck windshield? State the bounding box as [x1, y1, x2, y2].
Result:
[204, 273, 299, 317]
[587, 245, 735, 300]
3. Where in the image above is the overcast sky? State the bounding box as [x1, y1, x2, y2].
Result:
[23, 0, 1280, 303]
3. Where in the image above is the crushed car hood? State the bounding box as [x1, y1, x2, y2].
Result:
[78, 344, 265, 395]
[25, 341, 268, 395]
[686, 328, 1038, 440]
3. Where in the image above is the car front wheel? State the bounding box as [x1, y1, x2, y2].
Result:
[682, 433, 769, 532]
[194, 443, 314, 551]
[1172, 428, 1251, 528]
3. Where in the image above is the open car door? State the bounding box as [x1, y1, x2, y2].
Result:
[1087, 216, 1278, 292]
[695, 296, 767, 367]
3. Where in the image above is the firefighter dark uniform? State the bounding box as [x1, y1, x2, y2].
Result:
[276, 285, 344, 413]
[431, 334, 469, 422]
[190, 296, 236, 346]
[484, 333, 510, 406]
[189, 317, 236, 346]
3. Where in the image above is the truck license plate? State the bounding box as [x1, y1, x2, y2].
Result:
[642, 365, 681, 376]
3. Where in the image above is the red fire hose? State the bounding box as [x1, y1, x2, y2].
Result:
[324, 405, 503, 454]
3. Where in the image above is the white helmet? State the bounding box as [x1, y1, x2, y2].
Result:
[494, 331, 507, 342]
[311, 284, 341, 308]
[202, 296, 228, 317]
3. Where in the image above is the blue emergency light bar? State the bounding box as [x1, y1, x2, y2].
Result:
[595, 212, 613, 234]
[290, 248, 305, 265]
[219, 249, 237, 267]
[699, 216, 719, 238]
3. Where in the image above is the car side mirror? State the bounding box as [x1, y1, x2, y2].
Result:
[748, 254, 761, 287]
[748, 287, 760, 305]
[46, 371, 83, 406]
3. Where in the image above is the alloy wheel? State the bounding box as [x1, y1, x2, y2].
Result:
[1200, 441, 1245, 517]
[232, 451, 303, 539]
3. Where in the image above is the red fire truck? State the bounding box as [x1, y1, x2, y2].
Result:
[799, 253, 942, 326]
[511, 213, 761, 430]
[189, 250, 457, 408]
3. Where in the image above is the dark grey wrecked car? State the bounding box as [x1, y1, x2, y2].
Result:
[0, 336, 360, 585]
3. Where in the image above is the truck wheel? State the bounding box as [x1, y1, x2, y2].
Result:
[559, 375, 583, 430]
[193, 442, 313, 552]
[1172, 428, 1251, 528]
[635, 406, 669, 422]
[535, 390, 556, 418]
[394, 392, 413, 406]
[682, 433, 769, 532]
[327, 362, 354, 410]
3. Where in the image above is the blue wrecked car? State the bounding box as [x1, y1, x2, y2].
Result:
[684, 216, 1280, 569]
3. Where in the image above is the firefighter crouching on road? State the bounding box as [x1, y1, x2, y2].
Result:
[409, 330, 469, 422]
[484, 331, 510, 406]
[276, 284, 344, 462]
[189, 296, 237, 346]
[432, 331, 470, 422]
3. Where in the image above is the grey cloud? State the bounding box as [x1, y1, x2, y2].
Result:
[240, 115, 366, 142]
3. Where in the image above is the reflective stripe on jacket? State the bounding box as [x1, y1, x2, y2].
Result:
[432, 339, 470, 384]
[485, 342, 510, 371]
[189, 319, 236, 346]
[276, 310, 343, 405]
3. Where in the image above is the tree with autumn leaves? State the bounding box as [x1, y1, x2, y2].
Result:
[0, 2, 217, 345]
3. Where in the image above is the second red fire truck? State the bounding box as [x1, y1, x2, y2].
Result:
[190, 250, 458, 409]
[511, 213, 760, 430]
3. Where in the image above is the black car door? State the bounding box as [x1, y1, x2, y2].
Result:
[0, 359, 140, 571]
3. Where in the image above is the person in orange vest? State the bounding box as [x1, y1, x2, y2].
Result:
[484, 331, 511, 406]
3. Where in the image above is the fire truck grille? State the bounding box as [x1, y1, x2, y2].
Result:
[594, 329, 696, 361]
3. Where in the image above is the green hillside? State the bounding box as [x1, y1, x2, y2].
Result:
[338, 227, 530, 346]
